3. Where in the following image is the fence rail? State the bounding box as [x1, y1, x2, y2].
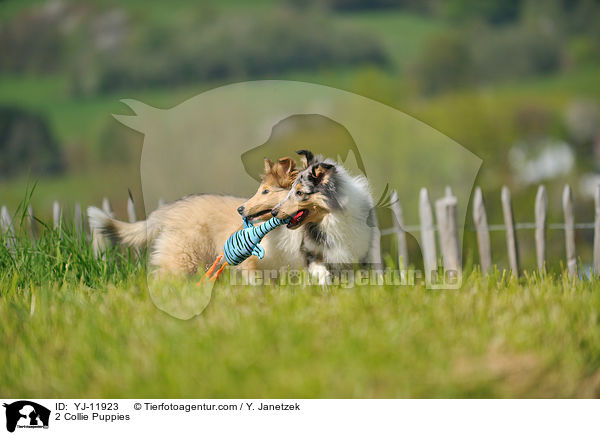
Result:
[2, 184, 599, 279]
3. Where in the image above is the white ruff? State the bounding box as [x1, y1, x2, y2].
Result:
[260, 225, 304, 270]
[305, 165, 375, 265]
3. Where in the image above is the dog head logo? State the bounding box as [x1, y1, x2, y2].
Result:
[240, 114, 367, 182]
[113, 80, 481, 318]
[3, 401, 50, 433]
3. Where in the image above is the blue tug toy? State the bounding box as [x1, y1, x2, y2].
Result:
[204, 215, 291, 282]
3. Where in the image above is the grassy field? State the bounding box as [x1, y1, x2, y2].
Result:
[1, 223, 600, 398]
[2, 0, 600, 398]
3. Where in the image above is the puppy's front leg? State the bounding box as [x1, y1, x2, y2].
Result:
[308, 261, 330, 286]
[302, 244, 330, 286]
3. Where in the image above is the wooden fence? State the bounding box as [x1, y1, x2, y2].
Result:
[1, 184, 599, 279]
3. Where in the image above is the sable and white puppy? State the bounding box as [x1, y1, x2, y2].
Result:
[88, 157, 303, 276]
[271, 150, 377, 283]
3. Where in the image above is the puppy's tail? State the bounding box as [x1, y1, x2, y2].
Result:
[87, 206, 149, 248]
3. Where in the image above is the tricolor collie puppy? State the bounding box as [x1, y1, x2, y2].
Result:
[87, 157, 303, 276]
[271, 150, 377, 284]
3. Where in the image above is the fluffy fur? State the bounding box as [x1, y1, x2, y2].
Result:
[87, 158, 303, 276]
[272, 150, 377, 284]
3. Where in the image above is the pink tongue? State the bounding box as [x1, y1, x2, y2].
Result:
[291, 211, 304, 224]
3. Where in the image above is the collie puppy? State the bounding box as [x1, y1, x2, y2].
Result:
[271, 150, 376, 283]
[87, 157, 303, 276]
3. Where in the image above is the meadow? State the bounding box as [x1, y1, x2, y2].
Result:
[1, 221, 600, 398]
[2, 0, 600, 399]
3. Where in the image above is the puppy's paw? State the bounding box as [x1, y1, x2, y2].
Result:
[308, 263, 330, 286]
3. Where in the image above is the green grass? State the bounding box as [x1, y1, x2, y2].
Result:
[1, 222, 600, 398]
[2, 0, 599, 398]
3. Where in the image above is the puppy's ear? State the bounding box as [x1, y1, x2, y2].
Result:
[310, 163, 334, 185]
[263, 158, 274, 174]
[275, 157, 298, 187]
[297, 150, 314, 168]
[277, 157, 296, 175]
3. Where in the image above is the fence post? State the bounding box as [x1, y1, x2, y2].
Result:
[501, 186, 519, 278]
[27, 205, 38, 241]
[53, 200, 61, 230]
[1, 206, 15, 250]
[367, 207, 384, 280]
[535, 185, 547, 275]
[74, 202, 83, 241]
[390, 190, 408, 270]
[472, 187, 491, 275]
[419, 188, 437, 284]
[594, 184, 600, 276]
[563, 184, 577, 278]
[435, 187, 460, 275]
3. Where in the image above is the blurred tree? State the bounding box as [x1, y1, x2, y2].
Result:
[412, 13, 563, 94]
[412, 31, 472, 95]
[1, 3, 389, 96]
[565, 99, 600, 168]
[0, 106, 63, 179]
[0, 1, 74, 74]
[441, 0, 522, 24]
[91, 9, 389, 94]
[469, 22, 562, 84]
[288, 0, 433, 12]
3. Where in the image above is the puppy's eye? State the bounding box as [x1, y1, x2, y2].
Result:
[262, 189, 269, 194]
[296, 190, 303, 196]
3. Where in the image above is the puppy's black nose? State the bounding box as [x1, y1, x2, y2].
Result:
[237, 206, 244, 216]
[271, 209, 278, 217]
